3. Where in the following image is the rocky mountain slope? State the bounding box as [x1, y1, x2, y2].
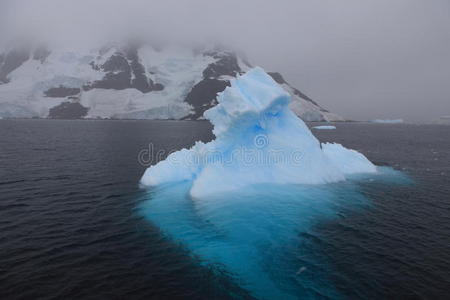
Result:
[0, 44, 343, 121]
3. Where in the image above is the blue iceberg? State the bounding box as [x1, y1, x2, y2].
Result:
[141, 67, 376, 198]
[137, 68, 404, 299]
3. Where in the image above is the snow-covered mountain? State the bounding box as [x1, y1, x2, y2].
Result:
[0, 43, 343, 121]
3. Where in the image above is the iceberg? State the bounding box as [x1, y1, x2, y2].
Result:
[141, 67, 376, 198]
[138, 67, 412, 299]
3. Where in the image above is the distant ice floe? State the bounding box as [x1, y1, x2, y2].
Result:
[371, 119, 404, 124]
[313, 125, 336, 130]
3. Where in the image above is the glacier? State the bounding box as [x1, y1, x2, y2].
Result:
[141, 67, 376, 198]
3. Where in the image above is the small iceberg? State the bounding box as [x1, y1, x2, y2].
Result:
[313, 125, 336, 130]
[141, 67, 376, 198]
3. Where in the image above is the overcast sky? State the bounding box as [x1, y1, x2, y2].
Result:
[1, 0, 449, 121]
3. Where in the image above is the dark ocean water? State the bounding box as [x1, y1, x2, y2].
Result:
[0, 119, 449, 299]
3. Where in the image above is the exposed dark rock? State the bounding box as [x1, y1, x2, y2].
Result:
[48, 102, 89, 119]
[89, 61, 100, 71]
[291, 88, 320, 106]
[88, 54, 132, 90]
[33, 47, 51, 63]
[203, 51, 241, 78]
[102, 53, 130, 72]
[84, 48, 164, 93]
[44, 86, 80, 97]
[0, 49, 30, 83]
[267, 72, 286, 84]
[185, 79, 230, 119]
[126, 47, 154, 93]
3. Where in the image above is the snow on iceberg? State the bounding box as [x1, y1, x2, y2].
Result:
[141, 67, 376, 198]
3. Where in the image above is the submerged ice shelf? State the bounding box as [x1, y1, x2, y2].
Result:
[141, 67, 376, 198]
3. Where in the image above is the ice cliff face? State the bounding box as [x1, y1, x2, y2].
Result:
[0, 44, 343, 121]
[141, 67, 374, 198]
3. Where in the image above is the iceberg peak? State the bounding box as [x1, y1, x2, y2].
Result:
[205, 67, 291, 136]
[141, 67, 376, 198]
